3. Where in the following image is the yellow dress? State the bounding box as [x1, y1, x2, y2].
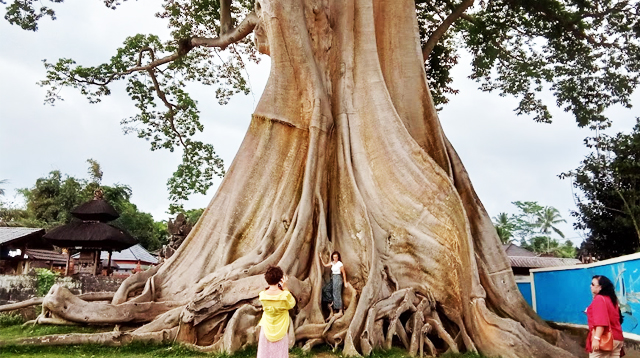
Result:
[258, 290, 296, 342]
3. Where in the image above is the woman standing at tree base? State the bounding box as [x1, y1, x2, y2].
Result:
[320, 251, 349, 320]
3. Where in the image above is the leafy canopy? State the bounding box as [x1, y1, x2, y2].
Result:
[4, 0, 639, 203]
[562, 119, 640, 259]
[493, 201, 575, 257]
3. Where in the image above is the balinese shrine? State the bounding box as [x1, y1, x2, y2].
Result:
[43, 189, 137, 275]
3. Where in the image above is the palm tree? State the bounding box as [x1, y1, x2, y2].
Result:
[493, 212, 516, 244]
[535, 206, 566, 252]
[0, 179, 7, 196]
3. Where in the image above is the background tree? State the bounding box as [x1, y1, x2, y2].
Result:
[562, 119, 640, 259]
[536, 206, 566, 239]
[535, 206, 567, 253]
[511, 201, 545, 241]
[3, 0, 639, 357]
[523, 236, 577, 258]
[183, 208, 205, 225]
[492, 212, 516, 244]
[0, 179, 7, 196]
[500, 201, 574, 257]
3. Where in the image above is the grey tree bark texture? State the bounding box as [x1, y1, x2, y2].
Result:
[13, 0, 587, 357]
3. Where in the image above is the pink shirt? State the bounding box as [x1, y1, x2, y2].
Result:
[586, 294, 624, 352]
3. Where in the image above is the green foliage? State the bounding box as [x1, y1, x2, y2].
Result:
[493, 212, 517, 244]
[0, 313, 24, 328]
[11, 170, 85, 228]
[0, 179, 7, 196]
[520, 236, 576, 258]
[86, 158, 103, 184]
[183, 208, 205, 224]
[562, 119, 640, 259]
[34, 268, 58, 296]
[494, 201, 574, 257]
[3, 0, 127, 31]
[457, 0, 640, 127]
[415, 2, 460, 107]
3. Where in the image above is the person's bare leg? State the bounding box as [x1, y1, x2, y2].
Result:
[325, 303, 334, 322]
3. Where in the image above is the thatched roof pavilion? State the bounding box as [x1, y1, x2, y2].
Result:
[71, 198, 119, 222]
[44, 221, 137, 251]
[43, 189, 138, 275]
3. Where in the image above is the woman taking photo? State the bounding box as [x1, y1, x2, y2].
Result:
[258, 266, 296, 358]
[587, 275, 624, 357]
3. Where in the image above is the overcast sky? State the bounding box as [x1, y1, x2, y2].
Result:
[1, 1, 638, 246]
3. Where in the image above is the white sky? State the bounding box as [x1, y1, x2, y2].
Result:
[1, 1, 638, 247]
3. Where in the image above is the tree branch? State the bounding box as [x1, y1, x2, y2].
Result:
[144, 63, 188, 150]
[191, 11, 258, 50]
[69, 11, 258, 88]
[220, 0, 232, 35]
[422, 0, 474, 62]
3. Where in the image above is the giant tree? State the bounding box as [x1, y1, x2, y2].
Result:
[3, 0, 639, 357]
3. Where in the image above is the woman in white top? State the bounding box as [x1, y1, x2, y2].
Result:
[320, 251, 349, 318]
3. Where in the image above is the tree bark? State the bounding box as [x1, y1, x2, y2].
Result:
[9, 1, 585, 357]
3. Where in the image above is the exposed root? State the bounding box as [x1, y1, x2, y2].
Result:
[302, 337, 324, 352]
[30, 316, 78, 326]
[1, 297, 44, 313]
[220, 304, 261, 352]
[41, 285, 182, 325]
[133, 307, 182, 334]
[195, 313, 229, 346]
[112, 264, 161, 304]
[0, 292, 114, 313]
[2, 327, 178, 347]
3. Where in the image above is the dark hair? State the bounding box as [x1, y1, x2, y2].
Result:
[265, 266, 284, 286]
[593, 275, 624, 324]
[331, 251, 341, 262]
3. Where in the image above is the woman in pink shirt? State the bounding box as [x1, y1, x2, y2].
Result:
[587, 275, 625, 357]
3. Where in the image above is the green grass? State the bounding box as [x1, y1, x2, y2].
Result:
[0, 313, 24, 328]
[0, 342, 208, 357]
[0, 319, 496, 358]
[0, 323, 109, 340]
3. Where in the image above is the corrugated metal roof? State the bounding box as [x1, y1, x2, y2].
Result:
[25, 249, 68, 263]
[0, 227, 45, 246]
[502, 243, 581, 268]
[503, 243, 537, 257]
[509, 256, 581, 268]
[115, 263, 142, 270]
[72, 244, 158, 264]
[107, 244, 158, 264]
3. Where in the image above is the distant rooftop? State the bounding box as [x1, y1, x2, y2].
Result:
[502, 243, 537, 257]
[0, 227, 51, 250]
[502, 243, 581, 268]
[25, 249, 68, 264]
[72, 244, 158, 264]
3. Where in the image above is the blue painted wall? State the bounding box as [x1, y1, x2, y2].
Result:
[532, 254, 640, 335]
[517, 282, 533, 307]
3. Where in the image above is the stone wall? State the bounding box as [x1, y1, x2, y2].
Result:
[0, 273, 124, 305]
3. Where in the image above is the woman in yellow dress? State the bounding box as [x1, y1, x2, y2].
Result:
[258, 266, 296, 358]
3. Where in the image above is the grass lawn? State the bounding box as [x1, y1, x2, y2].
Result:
[0, 314, 495, 358]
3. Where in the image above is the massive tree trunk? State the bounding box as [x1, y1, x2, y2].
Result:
[16, 0, 585, 357]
